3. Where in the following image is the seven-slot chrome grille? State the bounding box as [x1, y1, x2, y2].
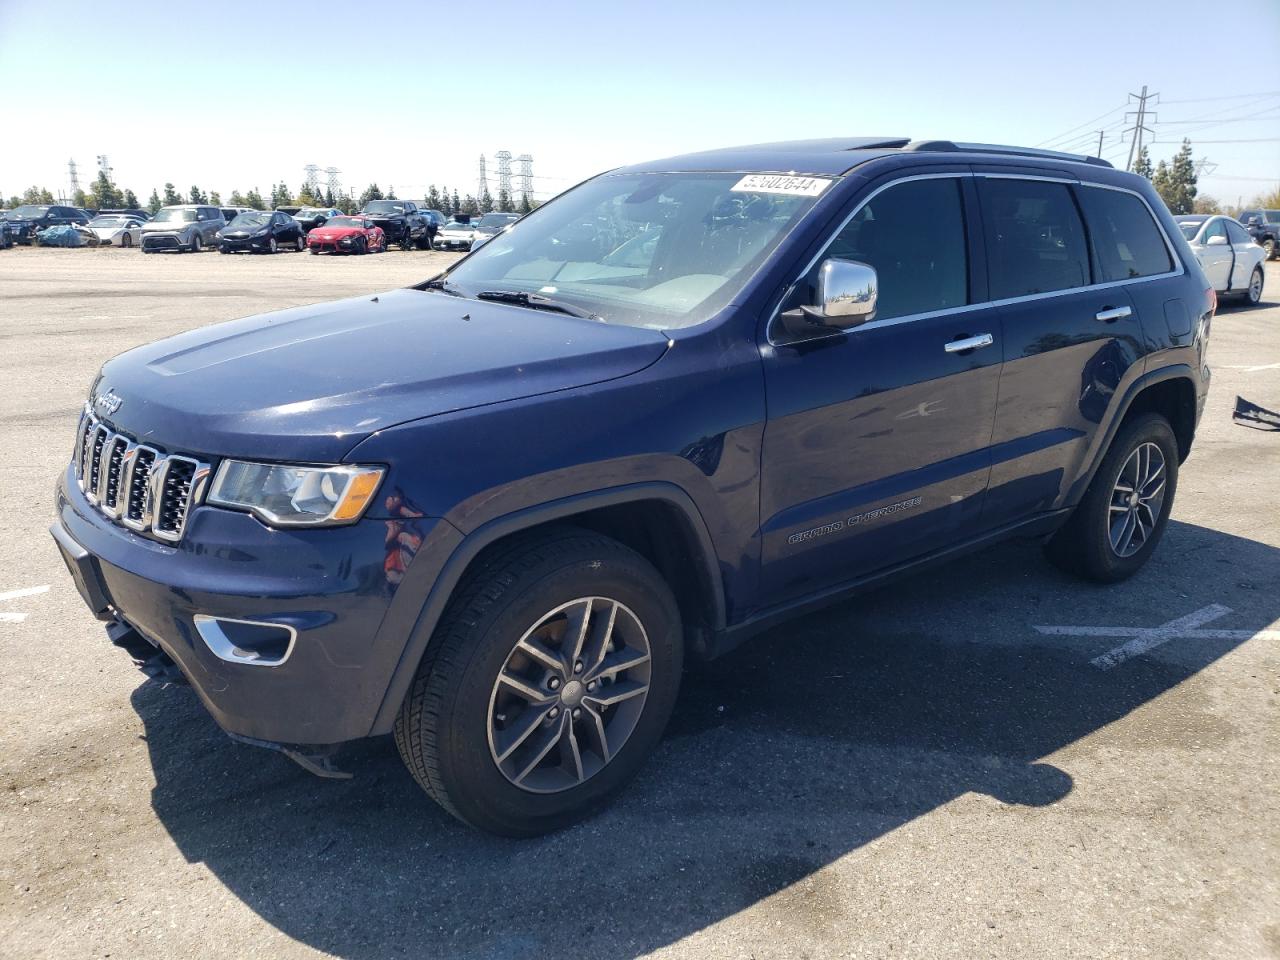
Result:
[73, 408, 210, 543]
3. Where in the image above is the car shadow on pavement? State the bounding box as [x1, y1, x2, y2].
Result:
[130, 519, 1279, 960]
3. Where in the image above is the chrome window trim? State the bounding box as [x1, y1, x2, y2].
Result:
[767, 171, 1185, 346]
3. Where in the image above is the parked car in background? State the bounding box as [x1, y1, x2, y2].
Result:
[97, 208, 152, 221]
[361, 199, 430, 250]
[217, 210, 307, 254]
[1238, 208, 1280, 260]
[0, 219, 12, 249]
[85, 214, 145, 247]
[434, 218, 478, 250]
[293, 207, 342, 232]
[1175, 215, 1266, 305]
[51, 138, 1215, 836]
[469, 211, 520, 251]
[420, 209, 447, 248]
[306, 215, 386, 255]
[220, 206, 254, 223]
[140, 204, 225, 253]
[275, 206, 302, 217]
[3, 204, 90, 244]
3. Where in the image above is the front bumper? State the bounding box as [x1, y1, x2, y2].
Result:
[436, 237, 472, 249]
[219, 235, 270, 252]
[308, 235, 365, 253]
[141, 232, 190, 251]
[53, 465, 448, 744]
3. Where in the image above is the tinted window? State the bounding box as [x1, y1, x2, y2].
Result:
[823, 177, 968, 320]
[1203, 219, 1228, 243]
[1077, 186, 1172, 281]
[1225, 220, 1252, 244]
[979, 178, 1089, 298]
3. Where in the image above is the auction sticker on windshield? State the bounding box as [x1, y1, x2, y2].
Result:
[730, 174, 832, 197]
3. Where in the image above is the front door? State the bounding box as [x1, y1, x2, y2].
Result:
[758, 173, 1002, 608]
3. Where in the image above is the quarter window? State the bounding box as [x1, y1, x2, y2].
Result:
[1225, 220, 1251, 245]
[1076, 186, 1173, 281]
[979, 178, 1090, 298]
[820, 177, 968, 321]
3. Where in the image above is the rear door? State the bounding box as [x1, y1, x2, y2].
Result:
[757, 172, 1003, 606]
[980, 176, 1172, 527]
[1197, 218, 1233, 290]
[1225, 219, 1257, 288]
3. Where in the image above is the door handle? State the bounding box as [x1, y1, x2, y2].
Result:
[1095, 305, 1132, 323]
[944, 333, 994, 354]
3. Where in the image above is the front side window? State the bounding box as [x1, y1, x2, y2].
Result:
[1225, 220, 1251, 244]
[1266, 210, 1280, 224]
[819, 177, 968, 321]
[1203, 219, 1228, 244]
[441, 172, 823, 329]
[1077, 186, 1172, 281]
[979, 178, 1090, 298]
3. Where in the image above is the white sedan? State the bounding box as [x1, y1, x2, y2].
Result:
[85, 214, 144, 248]
[1175, 215, 1265, 305]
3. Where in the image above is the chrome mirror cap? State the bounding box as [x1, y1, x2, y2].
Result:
[816, 258, 878, 325]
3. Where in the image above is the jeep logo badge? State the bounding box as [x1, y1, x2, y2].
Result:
[94, 390, 123, 416]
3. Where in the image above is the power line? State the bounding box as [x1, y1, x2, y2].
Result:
[1159, 91, 1280, 105]
[1151, 137, 1280, 144]
[1035, 103, 1129, 148]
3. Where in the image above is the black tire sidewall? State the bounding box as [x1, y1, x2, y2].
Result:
[426, 547, 681, 836]
[1067, 413, 1179, 581]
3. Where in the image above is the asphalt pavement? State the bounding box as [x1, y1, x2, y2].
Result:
[1, 246, 1277, 959]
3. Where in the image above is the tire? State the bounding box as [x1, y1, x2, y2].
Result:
[416, 232, 432, 251]
[394, 528, 683, 837]
[1245, 264, 1264, 305]
[268, 236, 278, 254]
[295, 235, 305, 252]
[190, 234, 202, 253]
[120, 233, 132, 248]
[400, 230, 414, 252]
[218, 245, 228, 254]
[354, 236, 368, 255]
[1045, 413, 1179, 583]
[1264, 238, 1277, 261]
[309, 245, 319, 255]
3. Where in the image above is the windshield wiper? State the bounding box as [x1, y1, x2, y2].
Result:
[474, 290, 601, 321]
[421, 278, 466, 297]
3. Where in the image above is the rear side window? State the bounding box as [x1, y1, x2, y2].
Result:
[1225, 220, 1251, 244]
[979, 178, 1090, 298]
[823, 177, 968, 320]
[1077, 186, 1173, 281]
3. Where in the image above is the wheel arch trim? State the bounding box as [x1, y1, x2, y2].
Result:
[367, 481, 725, 736]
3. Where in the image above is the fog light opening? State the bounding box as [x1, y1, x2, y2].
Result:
[194, 615, 296, 667]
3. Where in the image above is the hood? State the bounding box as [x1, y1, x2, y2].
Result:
[141, 220, 193, 233]
[312, 226, 362, 239]
[90, 226, 126, 238]
[94, 287, 670, 461]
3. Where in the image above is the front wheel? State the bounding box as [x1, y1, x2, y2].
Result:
[295, 235, 305, 252]
[1045, 413, 1179, 583]
[394, 529, 682, 836]
[190, 234, 202, 253]
[354, 236, 368, 255]
[120, 233, 132, 248]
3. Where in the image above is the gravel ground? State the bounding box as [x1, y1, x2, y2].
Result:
[1, 246, 1277, 960]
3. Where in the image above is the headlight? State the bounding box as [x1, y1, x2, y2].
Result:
[208, 460, 384, 527]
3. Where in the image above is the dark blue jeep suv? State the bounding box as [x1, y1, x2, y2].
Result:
[52, 138, 1213, 835]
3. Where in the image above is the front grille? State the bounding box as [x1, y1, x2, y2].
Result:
[142, 235, 180, 250]
[73, 409, 210, 543]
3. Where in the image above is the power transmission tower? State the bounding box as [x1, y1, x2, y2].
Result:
[96, 154, 113, 181]
[496, 150, 513, 198]
[1124, 85, 1158, 172]
[1193, 157, 1217, 179]
[67, 158, 81, 201]
[303, 163, 321, 195]
[324, 167, 342, 199]
[478, 154, 487, 201]
[516, 154, 533, 198]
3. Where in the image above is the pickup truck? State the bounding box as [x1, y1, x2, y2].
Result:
[361, 199, 431, 250]
[1238, 208, 1279, 260]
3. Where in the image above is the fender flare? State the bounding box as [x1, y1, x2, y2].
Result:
[1065, 362, 1199, 507]
[367, 481, 725, 736]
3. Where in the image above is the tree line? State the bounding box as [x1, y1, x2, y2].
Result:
[1131, 137, 1279, 216]
[6, 172, 539, 219]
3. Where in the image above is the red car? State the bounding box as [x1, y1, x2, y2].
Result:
[306, 216, 387, 255]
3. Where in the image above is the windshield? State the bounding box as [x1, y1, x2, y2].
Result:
[364, 201, 405, 215]
[1178, 221, 1204, 240]
[153, 208, 197, 223]
[1266, 210, 1280, 223]
[296, 208, 325, 217]
[229, 212, 271, 228]
[89, 216, 127, 227]
[437, 172, 825, 329]
[325, 217, 363, 228]
[443, 221, 472, 230]
[478, 213, 518, 229]
[8, 205, 49, 219]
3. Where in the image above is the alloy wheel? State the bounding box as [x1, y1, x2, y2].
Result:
[1107, 441, 1166, 558]
[487, 597, 651, 794]
[269, 237, 278, 254]
[1249, 267, 1263, 304]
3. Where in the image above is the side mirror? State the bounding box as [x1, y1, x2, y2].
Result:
[780, 258, 878, 338]
[1206, 235, 1229, 247]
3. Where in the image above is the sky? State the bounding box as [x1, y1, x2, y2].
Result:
[1, 0, 1277, 207]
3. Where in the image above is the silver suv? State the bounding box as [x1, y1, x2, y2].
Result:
[140, 205, 225, 253]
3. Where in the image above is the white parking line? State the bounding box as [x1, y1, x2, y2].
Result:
[0, 585, 50, 603]
[1033, 604, 1280, 670]
[1222, 362, 1280, 372]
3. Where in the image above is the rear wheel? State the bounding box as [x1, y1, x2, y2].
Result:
[1264, 238, 1276, 261]
[295, 235, 305, 252]
[394, 529, 682, 836]
[1045, 413, 1179, 583]
[1245, 265, 1264, 305]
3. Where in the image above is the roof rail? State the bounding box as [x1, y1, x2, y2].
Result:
[904, 140, 1115, 168]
